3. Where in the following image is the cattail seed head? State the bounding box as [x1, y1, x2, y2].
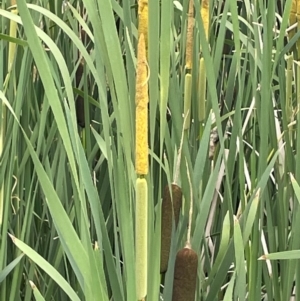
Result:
[160, 184, 182, 273]
[172, 246, 198, 301]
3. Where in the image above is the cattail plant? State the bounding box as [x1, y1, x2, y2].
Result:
[160, 183, 182, 273]
[198, 0, 210, 126]
[172, 161, 198, 301]
[172, 245, 198, 301]
[135, 0, 149, 297]
[135, 21, 149, 301]
[135, 177, 148, 300]
[160, 116, 187, 274]
[183, 0, 194, 130]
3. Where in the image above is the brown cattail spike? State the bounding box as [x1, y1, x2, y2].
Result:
[160, 184, 182, 273]
[172, 245, 198, 301]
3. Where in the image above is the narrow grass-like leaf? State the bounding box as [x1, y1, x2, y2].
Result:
[0, 90, 88, 293]
[260, 250, 300, 261]
[290, 173, 300, 204]
[233, 217, 246, 300]
[0, 254, 24, 283]
[9, 235, 80, 301]
[243, 189, 260, 244]
[29, 281, 46, 301]
[223, 272, 236, 301]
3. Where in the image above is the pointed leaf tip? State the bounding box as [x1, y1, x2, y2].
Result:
[8, 233, 16, 243]
[29, 280, 36, 289]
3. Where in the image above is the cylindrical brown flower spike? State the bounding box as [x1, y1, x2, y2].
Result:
[172, 161, 198, 301]
[135, 34, 149, 175]
[160, 115, 188, 274]
[172, 243, 198, 301]
[160, 184, 182, 273]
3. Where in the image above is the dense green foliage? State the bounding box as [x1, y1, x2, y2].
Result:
[0, 0, 300, 300]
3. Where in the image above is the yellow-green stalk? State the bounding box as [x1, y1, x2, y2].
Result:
[286, 55, 293, 122]
[198, 57, 206, 122]
[286, 55, 293, 107]
[183, 74, 192, 130]
[135, 34, 148, 176]
[198, 0, 210, 131]
[136, 178, 148, 300]
[138, 0, 148, 50]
